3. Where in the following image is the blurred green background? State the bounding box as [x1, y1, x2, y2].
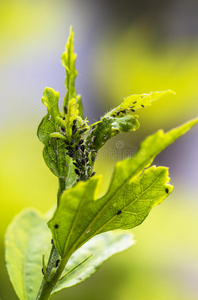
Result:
[1, 0, 198, 299]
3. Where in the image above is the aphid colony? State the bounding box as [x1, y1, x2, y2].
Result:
[51, 105, 97, 182]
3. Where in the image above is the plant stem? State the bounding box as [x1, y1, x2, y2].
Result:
[36, 178, 69, 300]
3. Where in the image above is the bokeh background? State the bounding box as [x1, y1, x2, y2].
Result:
[1, 0, 198, 299]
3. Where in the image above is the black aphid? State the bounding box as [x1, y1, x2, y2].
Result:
[121, 110, 126, 113]
[79, 139, 84, 145]
[75, 144, 79, 151]
[79, 129, 87, 134]
[141, 104, 145, 108]
[56, 259, 60, 268]
[133, 101, 137, 104]
[73, 119, 77, 125]
[71, 140, 76, 145]
[116, 210, 122, 215]
[72, 128, 77, 135]
[64, 106, 67, 114]
[91, 156, 95, 162]
[75, 169, 80, 176]
[82, 159, 86, 165]
[66, 146, 71, 150]
[63, 116, 65, 120]
[51, 238, 54, 245]
[73, 162, 78, 168]
[61, 126, 66, 132]
[54, 224, 59, 229]
[165, 188, 169, 194]
[131, 109, 135, 112]
[81, 144, 85, 152]
[91, 172, 96, 177]
[67, 152, 73, 157]
[76, 158, 81, 165]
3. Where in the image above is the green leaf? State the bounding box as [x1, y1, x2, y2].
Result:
[51, 231, 134, 296]
[87, 115, 140, 151]
[5, 209, 51, 300]
[104, 90, 175, 118]
[48, 118, 198, 258]
[5, 210, 134, 299]
[87, 90, 174, 151]
[61, 26, 83, 117]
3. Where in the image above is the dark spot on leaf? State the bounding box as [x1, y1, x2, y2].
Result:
[165, 188, 169, 194]
[116, 210, 122, 215]
[56, 259, 60, 268]
[54, 224, 59, 229]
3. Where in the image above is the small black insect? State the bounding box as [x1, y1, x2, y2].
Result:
[72, 128, 77, 135]
[64, 106, 68, 114]
[75, 169, 80, 176]
[141, 104, 145, 108]
[54, 224, 59, 229]
[76, 158, 81, 165]
[56, 259, 60, 268]
[82, 159, 86, 165]
[67, 152, 73, 158]
[91, 156, 95, 162]
[63, 116, 65, 120]
[75, 144, 79, 151]
[79, 139, 84, 145]
[73, 162, 78, 168]
[73, 119, 77, 125]
[133, 101, 137, 104]
[165, 188, 169, 194]
[116, 210, 122, 215]
[131, 109, 135, 112]
[120, 110, 127, 113]
[81, 145, 85, 152]
[71, 140, 76, 145]
[66, 146, 71, 150]
[51, 238, 54, 245]
[79, 129, 87, 134]
[91, 172, 96, 177]
[60, 126, 66, 133]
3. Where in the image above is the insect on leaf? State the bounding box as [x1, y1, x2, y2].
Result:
[48, 117, 198, 258]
